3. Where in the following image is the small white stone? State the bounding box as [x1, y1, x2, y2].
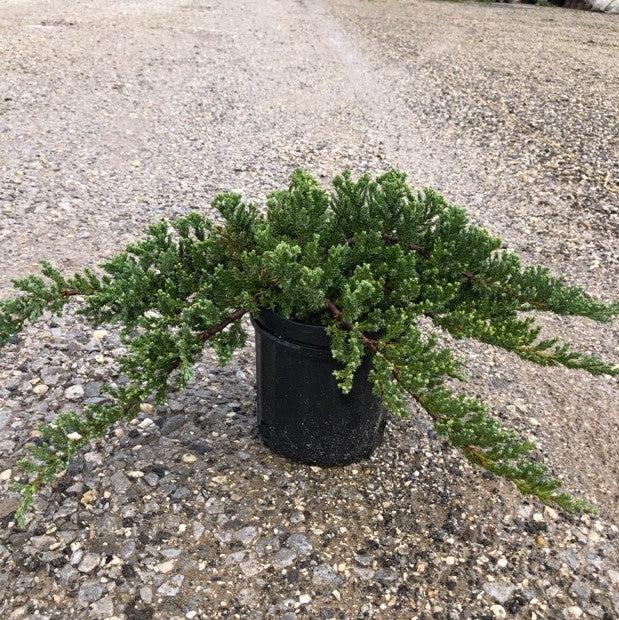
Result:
[564, 606, 583, 618]
[127, 471, 144, 479]
[193, 523, 205, 540]
[496, 558, 508, 569]
[140, 403, 154, 413]
[78, 553, 101, 573]
[445, 556, 456, 566]
[67, 432, 83, 441]
[490, 605, 506, 619]
[155, 559, 176, 573]
[138, 417, 155, 429]
[299, 594, 311, 605]
[544, 506, 559, 520]
[0, 469, 12, 481]
[92, 329, 108, 341]
[107, 556, 123, 566]
[80, 490, 97, 506]
[517, 505, 534, 519]
[140, 586, 153, 604]
[182, 453, 197, 464]
[64, 384, 84, 400]
[33, 384, 49, 396]
[532, 512, 544, 522]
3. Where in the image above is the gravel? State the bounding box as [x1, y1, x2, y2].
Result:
[0, 0, 618, 618]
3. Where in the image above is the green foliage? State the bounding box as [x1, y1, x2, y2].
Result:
[1, 170, 617, 526]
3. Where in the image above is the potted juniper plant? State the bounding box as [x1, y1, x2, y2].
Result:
[1, 170, 617, 526]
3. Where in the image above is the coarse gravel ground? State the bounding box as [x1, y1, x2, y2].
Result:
[0, 0, 618, 618]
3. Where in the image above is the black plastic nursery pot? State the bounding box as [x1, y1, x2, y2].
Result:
[252, 309, 387, 467]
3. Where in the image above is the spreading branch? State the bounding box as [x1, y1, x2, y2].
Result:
[198, 308, 248, 341]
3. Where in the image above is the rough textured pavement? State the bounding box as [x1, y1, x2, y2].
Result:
[0, 0, 618, 618]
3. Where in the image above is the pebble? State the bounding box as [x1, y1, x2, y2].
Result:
[92, 329, 108, 341]
[375, 567, 398, 584]
[272, 548, 297, 569]
[560, 549, 581, 570]
[144, 472, 159, 487]
[233, 526, 258, 546]
[355, 554, 372, 567]
[32, 383, 49, 396]
[91, 596, 114, 618]
[0, 439, 15, 452]
[255, 534, 280, 554]
[158, 575, 185, 597]
[155, 559, 177, 573]
[121, 541, 136, 560]
[64, 384, 84, 400]
[77, 553, 101, 573]
[290, 511, 305, 524]
[110, 472, 131, 493]
[161, 415, 186, 435]
[240, 557, 263, 577]
[31, 535, 56, 550]
[78, 580, 105, 604]
[216, 531, 232, 544]
[80, 490, 97, 506]
[59, 565, 80, 585]
[570, 580, 590, 601]
[161, 548, 182, 559]
[544, 506, 559, 520]
[312, 565, 343, 588]
[352, 566, 375, 580]
[139, 586, 153, 604]
[483, 582, 516, 604]
[286, 533, 313, 556]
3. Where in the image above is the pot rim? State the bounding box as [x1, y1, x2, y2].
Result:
[252, 308, 331, 349]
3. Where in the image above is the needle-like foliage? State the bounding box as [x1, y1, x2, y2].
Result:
[1, 170, 617, 526]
